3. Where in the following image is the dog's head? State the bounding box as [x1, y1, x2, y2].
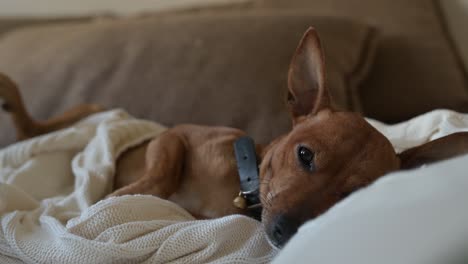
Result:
[259, 28, 468, 248]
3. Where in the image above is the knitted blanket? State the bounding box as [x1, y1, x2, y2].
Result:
[0, 110, 275, 264]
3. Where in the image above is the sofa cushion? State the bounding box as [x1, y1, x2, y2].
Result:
[0, 11, 378, 147]
[0, 17, 90, 38]
[0, 0, 254, 17]
[253, 0, 468, 122]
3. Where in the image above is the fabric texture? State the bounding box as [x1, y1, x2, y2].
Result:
[0, 110, 276, 264]
[0, 11, 378, 147]
[254, 0, 468, 122]
[274, 109, 468, 264]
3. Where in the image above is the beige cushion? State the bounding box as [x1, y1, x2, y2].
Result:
[253, 0, 468, 122]
[0, 17, 91, 37]
[0, 11, 378, 147]
[0, 0, 252, 17]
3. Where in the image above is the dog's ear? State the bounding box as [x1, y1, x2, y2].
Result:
[398, 132, 468, 170]
[287, 27, 330, 122]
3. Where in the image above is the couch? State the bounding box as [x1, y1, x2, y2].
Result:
[1, 1, 468, 263]
[0, 0, 467, 148]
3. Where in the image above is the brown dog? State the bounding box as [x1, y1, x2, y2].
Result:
[2, 28, 468, 248]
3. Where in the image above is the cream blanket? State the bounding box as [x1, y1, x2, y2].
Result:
[0, 110, 275, 264]
[1, 109, 468, 264]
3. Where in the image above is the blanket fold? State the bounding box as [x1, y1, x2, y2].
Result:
[0, 110, 275, 264]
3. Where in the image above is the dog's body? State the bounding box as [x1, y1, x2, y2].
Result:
[2, 28, 468, 248]
[113, 125, 249, 219]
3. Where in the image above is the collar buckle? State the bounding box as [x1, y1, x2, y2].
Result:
[233, 136, 262, 220]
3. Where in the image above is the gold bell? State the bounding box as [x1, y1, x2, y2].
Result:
[233, 192, 247, 209]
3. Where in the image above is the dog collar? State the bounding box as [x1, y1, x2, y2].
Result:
[233, 136, 262, 220]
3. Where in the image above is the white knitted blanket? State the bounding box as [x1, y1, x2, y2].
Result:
[0, 110, 276, 264]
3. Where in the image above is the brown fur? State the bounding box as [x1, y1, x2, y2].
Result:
[0, 74, 101, 140]
[2, 28, 468, 248]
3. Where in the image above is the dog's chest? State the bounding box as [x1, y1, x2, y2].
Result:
[168, 133, 245, 218]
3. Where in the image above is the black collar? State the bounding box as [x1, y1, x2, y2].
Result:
[233, 136, 262, 220]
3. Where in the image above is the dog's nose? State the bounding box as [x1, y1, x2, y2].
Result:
[268, 214, 300, 248]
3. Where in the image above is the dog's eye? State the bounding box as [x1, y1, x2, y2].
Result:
[1, 102, 12, 112]
[298, 146, 315, 171]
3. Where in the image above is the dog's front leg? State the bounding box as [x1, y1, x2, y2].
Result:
[109, 130, 186, 198]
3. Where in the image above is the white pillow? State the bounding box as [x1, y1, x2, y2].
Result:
[273, 154, 468, 264]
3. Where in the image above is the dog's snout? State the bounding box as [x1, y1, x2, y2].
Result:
[267, 214, 300, 248]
